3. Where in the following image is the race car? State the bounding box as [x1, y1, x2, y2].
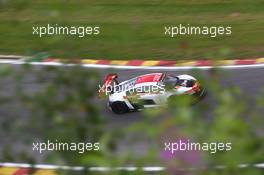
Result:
[98, 73, 206, 114]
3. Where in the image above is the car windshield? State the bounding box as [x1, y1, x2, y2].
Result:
[162, 74, 179, 89]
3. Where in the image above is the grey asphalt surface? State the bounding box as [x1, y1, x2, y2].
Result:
[0, 64, 263, 163]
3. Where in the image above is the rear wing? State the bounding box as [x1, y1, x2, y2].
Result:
[98, 73, 118, 98]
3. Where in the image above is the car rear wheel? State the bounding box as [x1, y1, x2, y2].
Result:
[110, 101, 129, 114]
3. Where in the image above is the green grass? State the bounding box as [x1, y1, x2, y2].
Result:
[0, 0, 263, 60]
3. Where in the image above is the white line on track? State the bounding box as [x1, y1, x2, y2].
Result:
[1, 59, 264, 70]
[0, 162, 263, 172]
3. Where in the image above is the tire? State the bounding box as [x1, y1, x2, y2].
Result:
[110, 101, 129, 114]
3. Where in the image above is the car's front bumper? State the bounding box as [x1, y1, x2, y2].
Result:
[194, 87, 207, 98]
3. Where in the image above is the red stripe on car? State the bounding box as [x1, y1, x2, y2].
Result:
[135, 73, 163, 84]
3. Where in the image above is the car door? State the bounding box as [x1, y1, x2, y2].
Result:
[138, 85, 164, 107]
[125, 85, 160, 108]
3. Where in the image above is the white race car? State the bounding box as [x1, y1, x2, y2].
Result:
[98, 73, 206, 114]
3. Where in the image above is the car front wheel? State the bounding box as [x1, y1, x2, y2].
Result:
[110, 101, 129, 114]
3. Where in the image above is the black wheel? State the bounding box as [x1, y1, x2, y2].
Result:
[110, 101, 129, 114]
